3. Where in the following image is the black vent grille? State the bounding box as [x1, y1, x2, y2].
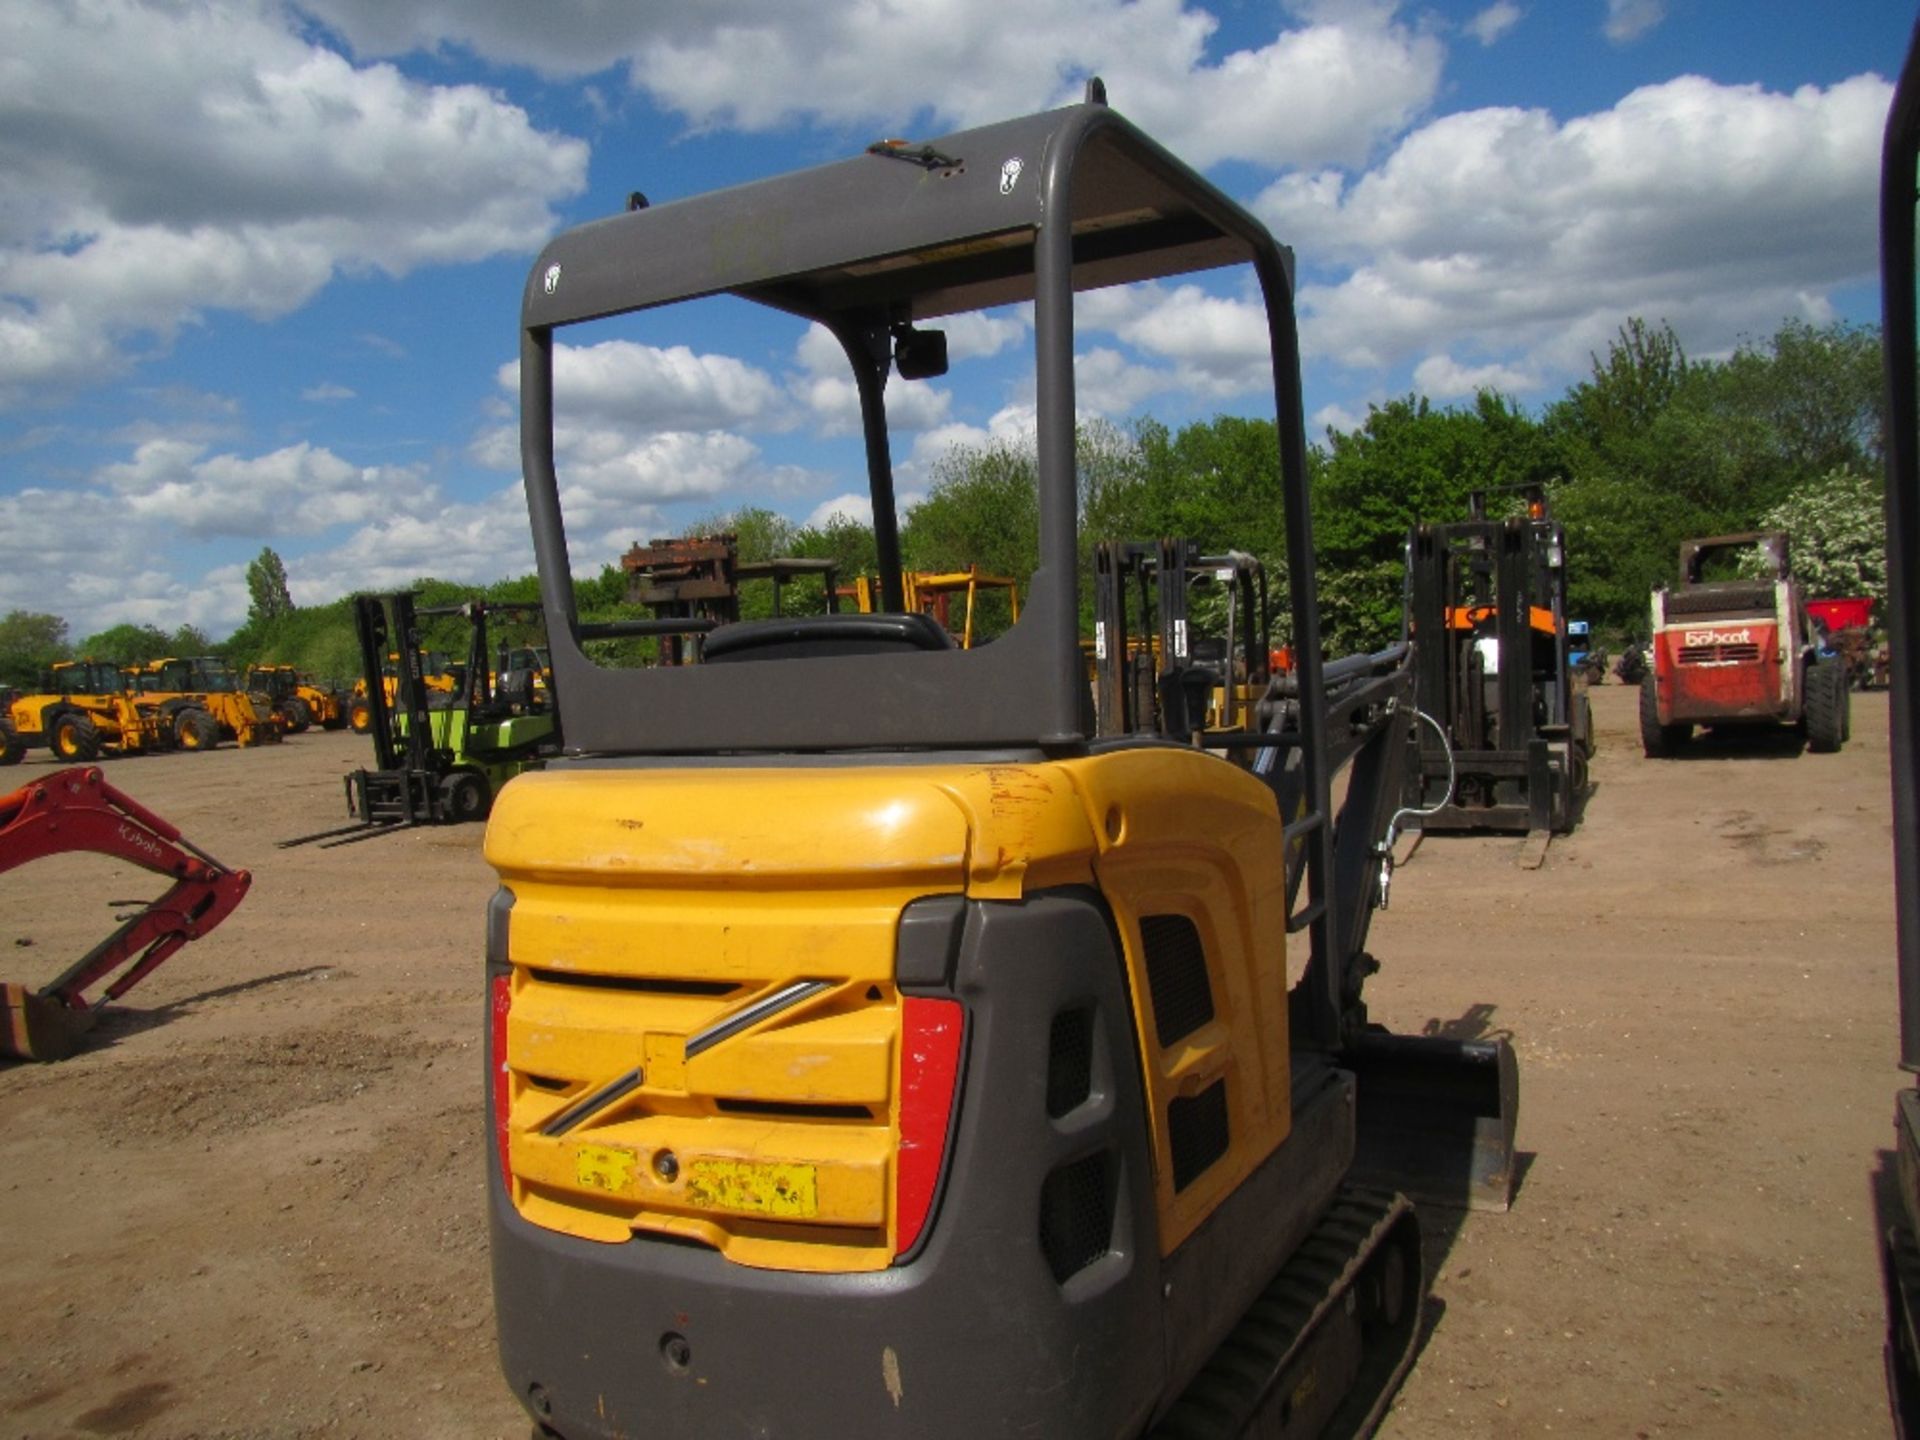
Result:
[1046, 1008, 1095, 1119]
[1039, 1151, 1113, 1283]
[1141, 914, 1213, 1047]
[1169, 1079, 1230, 1192]
[1665, 583, 1775, 616]
[1678, 643, 1762, 666]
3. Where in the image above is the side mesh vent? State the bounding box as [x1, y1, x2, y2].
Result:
[1140, 914, 1213, 1047]
[1046, 1008, 1095, 1119]
[1039, 1151, 1114, 1283]
[1168, 1079, 1230, 1192]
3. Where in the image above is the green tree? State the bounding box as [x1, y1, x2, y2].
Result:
[899, 437, 1040, 642]
[76, 622, 172, 663]
[245, 547, 295, 625]
[0, 610, 70, 688]
[790, 513, 879, 581]
[1714, 319, 1885, 485]
[902, 437, 1041, 580]
[1545, 316, 1886, 638]
[1312, 391, 1558, 650]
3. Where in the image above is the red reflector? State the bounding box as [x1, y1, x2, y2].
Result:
[896, 996, 964, 1257]
[490, 972, 513, 1196]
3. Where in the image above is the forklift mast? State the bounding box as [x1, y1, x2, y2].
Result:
[1403, 484, 1588, 847]
[351, 592, 435, 777]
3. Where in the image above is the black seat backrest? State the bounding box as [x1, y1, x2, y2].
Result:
[701, 612, 958, 663]
[497, 668, 535, 708]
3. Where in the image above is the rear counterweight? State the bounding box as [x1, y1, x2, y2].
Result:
[488, 890, 1166, 1440]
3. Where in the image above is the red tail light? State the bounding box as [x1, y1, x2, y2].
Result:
[490, 972, 513, 1196]
[895, 996, 964, 1258]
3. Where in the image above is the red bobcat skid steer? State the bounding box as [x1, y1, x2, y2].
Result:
[0, 768, 251, 1060]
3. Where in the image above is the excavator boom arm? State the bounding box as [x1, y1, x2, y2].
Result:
[0, 767, 251, 1059]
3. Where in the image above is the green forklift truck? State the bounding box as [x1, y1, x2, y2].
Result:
[284, 593, 557, 846]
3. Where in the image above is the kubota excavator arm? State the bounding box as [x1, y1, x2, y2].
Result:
[0, 767, 251, 1060]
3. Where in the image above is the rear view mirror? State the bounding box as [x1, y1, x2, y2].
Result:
[892, 323, 948, 380]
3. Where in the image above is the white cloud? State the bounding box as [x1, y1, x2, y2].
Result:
[1078, 281, 1274, 397]
[0, 0, 586, 399]
[1074, 347, 1179, 416]
[804, 492, 873, 529]
[1467, 3, 1522, 46]
[1411, 353, 1540, 399]
[789, 325, 954, 436]
[302, 383, 356, 402]
[545, 339, 788, 433]
[95, 439, 432, 539]
[1604, 0, 1665, 44]
[288, 483, 545, 601]
[299, 0, 1442, 170]
[0, 486, 255, 637]
[480, 338, 832, 527]
[905, 404, 1039, 474]
[1256, 73, 1889, 377]
[941, 310, 1030, 363]
[0, 432, 506, 636]
[1311, 400, 1368, 437]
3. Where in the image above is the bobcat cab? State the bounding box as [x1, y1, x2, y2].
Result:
[487, 84, 1516, 1440]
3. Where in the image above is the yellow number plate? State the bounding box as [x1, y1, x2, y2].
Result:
[685, 1159, 819, 1218]
[574, 1144, 637, 1195]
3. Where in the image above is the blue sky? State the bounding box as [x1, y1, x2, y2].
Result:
[1, 0, 1909, 640]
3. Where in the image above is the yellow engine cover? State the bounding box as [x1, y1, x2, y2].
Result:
[485, 750, 1293, 1269]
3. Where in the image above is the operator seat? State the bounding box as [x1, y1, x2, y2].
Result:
[701, 612, 956, 663]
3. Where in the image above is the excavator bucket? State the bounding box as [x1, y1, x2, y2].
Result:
[0, 982, 93, 1062]
[1344, 1030, 1520, 1212]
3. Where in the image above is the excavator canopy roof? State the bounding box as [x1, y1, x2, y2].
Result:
[521, 104, 1258, 334]
[519, 97, 1314, 756]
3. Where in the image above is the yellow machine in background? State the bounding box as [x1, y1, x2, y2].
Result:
[0, 661, 176, 764]
[347, 651, 459, 733]
[839, 565, 1022, 648]
[126, 657, 277, 747]
[245, 664, 351, 732]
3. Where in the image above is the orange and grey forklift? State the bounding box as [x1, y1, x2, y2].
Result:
[1402, 486, 1592, 855]
[487, 83, 1516, 1439]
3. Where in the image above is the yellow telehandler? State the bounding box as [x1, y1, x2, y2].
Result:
[125, 657, 276, 747]
[0, 660, 177, 764]
[244, 664, 350, 733]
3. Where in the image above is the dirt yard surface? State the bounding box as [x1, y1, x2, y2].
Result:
[0, 684, 1902, 1439]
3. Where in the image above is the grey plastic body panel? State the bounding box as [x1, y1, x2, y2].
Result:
[490, 890, 1167, 1439]
[487, 887, 1355, 1439]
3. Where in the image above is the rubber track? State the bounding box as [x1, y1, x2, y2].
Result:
[1146, 1186, 1417, 1440]
[1884, 1219, 1920, 1439]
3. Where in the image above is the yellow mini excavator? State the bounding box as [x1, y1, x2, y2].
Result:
[485, 83, 1517, 1440]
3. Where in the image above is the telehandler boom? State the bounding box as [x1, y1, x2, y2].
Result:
[486, 84, 1516, 1440]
